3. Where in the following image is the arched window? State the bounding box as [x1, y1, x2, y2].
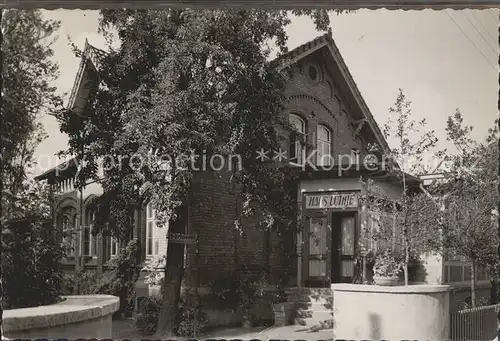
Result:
[316, 125, 332, 166]
[289, 113, 306, 165]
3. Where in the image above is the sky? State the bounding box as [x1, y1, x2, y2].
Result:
[34, 8, 499, 175]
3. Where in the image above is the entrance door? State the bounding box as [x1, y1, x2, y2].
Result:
[304, 214, 331, 287]
[331, 212, 357, 283]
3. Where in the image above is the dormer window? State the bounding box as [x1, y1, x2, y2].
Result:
[289, 113, 306, 165]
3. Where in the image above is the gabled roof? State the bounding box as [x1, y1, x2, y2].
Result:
[67, 39, 106, 111]
[38, 33, 393, 180]
[272, 32, 391, 155]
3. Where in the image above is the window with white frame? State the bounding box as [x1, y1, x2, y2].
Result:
[82, 210, 97, 257]
[289, 113, 306, 165]
[316, 125, 332, 166]
[110, 237, 119, 257]
[62, 214, 76, 257]
[146, 203, 159, 257]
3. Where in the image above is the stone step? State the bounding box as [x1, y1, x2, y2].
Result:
[287, 293, 333, 305]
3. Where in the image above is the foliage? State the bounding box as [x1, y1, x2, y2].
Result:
[175, 290, 207, 337]
[1, 9, 63, 183]
[56, 8, 345, 335]
[135, 295, 162, 335]
[431, 111, 499, 307]
[1, 10, 63, 335]
[61, 269, 105, 295]
[237, 264, 268, 324]
[2, 181, 63, 310]
[142, 253, 166, 287]
[205, 264, 272, 326]
[106, 239, 141, 314]
[463, 296, 490, 310]
[60, 239, 140, 316]
[2, 216, 64, 309]
[360, 89, 443, 285]
[134, 290, 207, 337]
[372, 249, 402, 278]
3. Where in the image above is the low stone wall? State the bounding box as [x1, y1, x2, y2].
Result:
[332, 283, 450, 340]
[3, 295, 119, 339]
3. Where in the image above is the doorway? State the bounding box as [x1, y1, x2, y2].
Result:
[302, 210, 358, 287]
[331, 211, 357, 283]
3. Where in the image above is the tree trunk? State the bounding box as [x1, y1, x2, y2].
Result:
[156, 242, 185, 336]
[471, 260, 476, 308]
[155, 203, 187, 337]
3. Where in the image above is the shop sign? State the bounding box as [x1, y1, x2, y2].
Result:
[305, 192, 358, 209]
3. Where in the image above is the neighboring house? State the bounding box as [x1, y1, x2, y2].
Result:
[37, 33, 474, 324]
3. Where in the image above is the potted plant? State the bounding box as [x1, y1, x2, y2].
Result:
[372, 249, 402, 286]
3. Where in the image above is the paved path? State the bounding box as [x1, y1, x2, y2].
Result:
[112, 319, 334, 340]
[206, 325, 334, 340]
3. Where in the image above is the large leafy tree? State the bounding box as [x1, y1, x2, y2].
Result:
[57, 9, 342, 336]
[438, 112, 499, 307]
[0, 9, 63, 337]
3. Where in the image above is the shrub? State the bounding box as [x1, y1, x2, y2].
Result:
[2, 217, 64, 309]
[238, 264, 268, 326]
[207, 264, 269, 326]
[104, 239, 140, 317]
[135, 295, 162, 335]
[134, 291, 207, 337]
[176, 290, 207, 337]
[59, 239, 140, 317]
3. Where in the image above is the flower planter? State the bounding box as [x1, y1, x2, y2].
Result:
[373, 276, 399, 286]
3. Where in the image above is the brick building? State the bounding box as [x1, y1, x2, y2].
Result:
[36, 33, 490, 324]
